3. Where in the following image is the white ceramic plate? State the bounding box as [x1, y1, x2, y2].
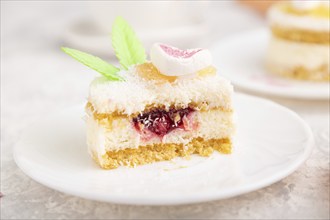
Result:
[211, 29, 330, 100]
[14, 94, 314, 205]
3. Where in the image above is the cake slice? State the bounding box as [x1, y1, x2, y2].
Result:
[86, 60, 234, 169]
[62, 17, 234, 169]
[266, 0, 330, 81]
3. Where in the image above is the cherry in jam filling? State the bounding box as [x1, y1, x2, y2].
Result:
[133, 107, 194, 136]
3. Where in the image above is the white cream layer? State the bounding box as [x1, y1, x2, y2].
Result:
[88, 68, 233, 115]
[268, 5, 330, 31]
[266, 36, 330, 71]
[86, 109, 234, 159]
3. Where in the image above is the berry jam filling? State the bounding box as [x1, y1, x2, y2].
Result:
[133, 107, 195, 136]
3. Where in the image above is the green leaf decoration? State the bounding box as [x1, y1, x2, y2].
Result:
[112, 16, 146, 70]
[61, 47, 123, 81]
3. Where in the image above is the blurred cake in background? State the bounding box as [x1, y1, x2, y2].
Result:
[266, 0, 330, 81]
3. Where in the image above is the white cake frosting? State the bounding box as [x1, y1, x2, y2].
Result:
[88, 67, 233, 115]
[268, 2, 330, 31]
[150, 43, 213, 76]
[267, 36, 330, 69]
[266, 36, 330, 80]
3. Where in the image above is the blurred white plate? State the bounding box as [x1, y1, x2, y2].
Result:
[14, 94, 313, 205]
[63, 19, 208, 58]
[212, 29, 330, 100]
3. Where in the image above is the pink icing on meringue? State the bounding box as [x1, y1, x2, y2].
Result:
[160, 44, 202, 58]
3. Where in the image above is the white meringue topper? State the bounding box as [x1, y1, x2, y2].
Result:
[291, 0, 329, 11]
[150, 43, 213, 76]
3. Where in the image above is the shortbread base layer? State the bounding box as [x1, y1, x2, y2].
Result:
[266, 37, 330, 81]
[91, 138, 231, 169]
